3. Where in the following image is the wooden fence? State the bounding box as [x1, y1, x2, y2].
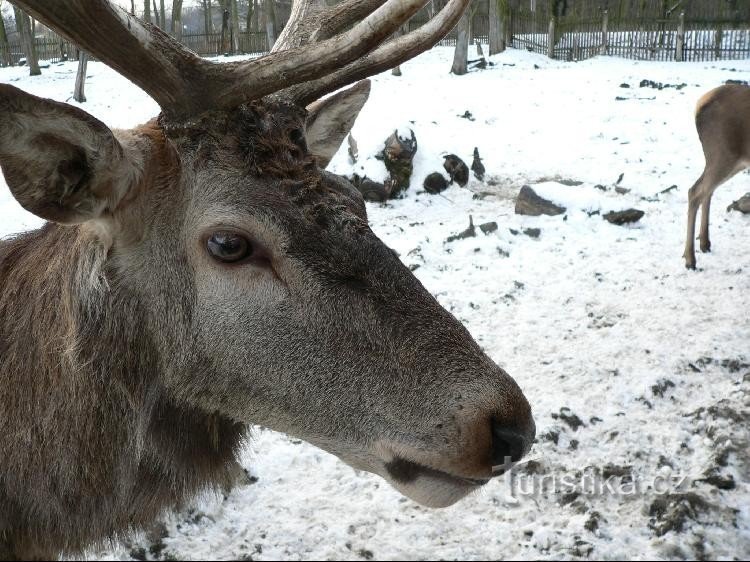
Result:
[508, 0, 750, 62]
[2, 0, 750, 68]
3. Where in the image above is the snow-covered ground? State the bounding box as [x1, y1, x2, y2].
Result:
[2, 47, 749, 560]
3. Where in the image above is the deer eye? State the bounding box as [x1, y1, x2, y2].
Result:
[207, 231, 253, 263]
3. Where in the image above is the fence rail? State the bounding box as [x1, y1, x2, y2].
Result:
[508, 0, 750, 62]
[2, 0, 749, 69]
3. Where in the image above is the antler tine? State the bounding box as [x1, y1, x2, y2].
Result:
[311, 0, 389, 44]
[212, 0, 430, 108]
[272, 0, 329, 52]
[282, 0, 472, 107]
[13, 0, 208, 116]
[16, 0, 430, 118]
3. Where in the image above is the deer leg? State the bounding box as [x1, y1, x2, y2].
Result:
[683, 173, 704, 270]
[699, 190, 713, 253]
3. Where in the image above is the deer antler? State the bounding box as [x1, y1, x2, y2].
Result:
[14, 0, 469, 117]
[279, 0, 472, 106]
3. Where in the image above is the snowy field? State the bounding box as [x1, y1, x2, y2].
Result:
[1, 46, 749, 560]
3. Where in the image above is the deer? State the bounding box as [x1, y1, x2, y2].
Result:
[0, 1, 536, 559]
[683, 84, 750, 269]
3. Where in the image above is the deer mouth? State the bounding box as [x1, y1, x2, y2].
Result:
[381, 456, 491, 508]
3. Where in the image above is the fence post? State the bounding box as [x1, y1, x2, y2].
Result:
[547, 16, 555, 59]
[601, 10, 608, 55]
[675, 12, 685, 62]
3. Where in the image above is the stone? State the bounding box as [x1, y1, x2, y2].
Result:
[471, 147, 485, 181]
[479, 221, 498, 234]
[423, 172, 449, 194]
[727, 193, 750, 214]
[380, 129, 417, 198]
[446, 216, 476, 242]
[515, 185, 566, 216]
[603, 209, 645, 225]
[357, 179, 390, 202]
[443, 154, 470, 187]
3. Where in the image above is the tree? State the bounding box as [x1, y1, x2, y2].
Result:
[143, 0, 151, 23]
[246, 0, 255, 33]
[0, 0, 13, 67]
[230, 0, 240, 51]
[489, 0, 508, 55]
[216, 0, 239, 53]
[73, 51, 88, 103]
[263, 0, 276, 50]
[450, 6, 470, 75]
[152, 0, 160, 28]
[201, 0, 213, 34]
[12, 5, 40, 76]
[159, 0, 166, 29]
[171, 0, 184, 40]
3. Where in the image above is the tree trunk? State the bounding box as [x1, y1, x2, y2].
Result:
[489, 0, 506, 55]
[220, 8, 230, 53]
[251, 0, 259, 32]
[0, 1, 13, 68]
[143, 0, 151, 23]
[130, 0, 135, 15]
[74, 51, 88, 103]
[172, 0, 184, 39]
[246, 0, 254, 33]
[160, 0, 166, 29]
[13, 6, 40, 76]
[202, 0, 213, 34]
[230, 0, 241, 52]
[263, 0, 276, 50]
[152, 0, 160, 28]
[451, 9, 470, 75]
[391, 24, 407, 76]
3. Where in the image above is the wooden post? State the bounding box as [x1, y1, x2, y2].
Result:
[74, 51, 88, 103]
[601, 9, 608, 55]
[675, 11, 685, 62]
[547, 16, 555, 59]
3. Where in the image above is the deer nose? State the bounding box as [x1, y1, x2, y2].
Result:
[490, 416, 536, 474]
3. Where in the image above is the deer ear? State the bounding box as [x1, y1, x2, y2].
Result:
[305, 80, 371, 169]
[0, 84, 140, 225]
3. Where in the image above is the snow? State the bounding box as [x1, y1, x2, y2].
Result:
[1, 47, 749, 560]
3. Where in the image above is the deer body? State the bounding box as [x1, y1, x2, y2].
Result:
[0, 1, 535, 559]
[684, 84, 750, 269]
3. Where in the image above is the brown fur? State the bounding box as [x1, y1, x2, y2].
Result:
[683, 84, 750, 269]
[0, 183, 244, 561]
[0, 87, 534, 559]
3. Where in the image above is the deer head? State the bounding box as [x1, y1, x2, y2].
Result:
[0, 0, 535, 508]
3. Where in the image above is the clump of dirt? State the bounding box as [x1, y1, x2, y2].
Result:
[648, 493, 738, 537]
[552, 407, 585, 431]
